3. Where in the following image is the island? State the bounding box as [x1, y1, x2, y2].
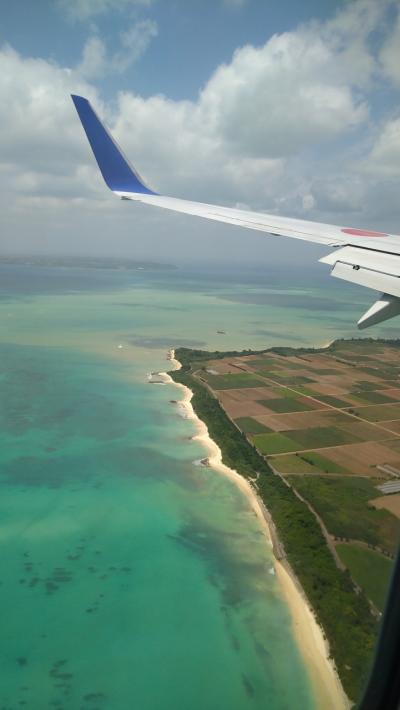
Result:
[168, 338, 400, 706]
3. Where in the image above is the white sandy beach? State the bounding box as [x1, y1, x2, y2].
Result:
[161, 350, 351, 710]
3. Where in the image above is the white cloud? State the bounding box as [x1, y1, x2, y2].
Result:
[380, 11, 400, 86]
[0, 44, 102, 193]
[78, 20, 157, 78]
[1, 0, 400, 262]
[107, 1, 383, 208]
[208, 0, 394, 162]
[114, 20, 158, 72]
[310, 176, 366, 214]
[57, 0, 152, 22]
[198, 31, 368, 160]
[366, 116, 400, 176]
[112, 91, 285, 206]
[78, 36, 107, 78]
[59, 0, 247, 21]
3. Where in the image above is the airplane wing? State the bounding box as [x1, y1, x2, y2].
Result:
[71, 94, 400, 329]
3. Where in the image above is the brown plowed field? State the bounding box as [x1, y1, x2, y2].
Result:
[314, 442, 400, 474]
[381, 389, 400, 400]
[219, 400, 271, 418]
[370, 494, 400, 518]
[335, 421, 391, 441]
[380, 420, 400, 434]
[218, 387, 278, 403]
[200, 340, 400, 476]
[253, 410, 342, 431]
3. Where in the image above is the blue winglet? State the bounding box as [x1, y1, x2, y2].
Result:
[71, 94, 156, 195]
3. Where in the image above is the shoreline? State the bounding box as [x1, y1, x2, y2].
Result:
[161, 350, 350, 710]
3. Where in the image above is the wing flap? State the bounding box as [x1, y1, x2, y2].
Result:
[320, 247, 400, 299]
[330, 261, 400, 299]
[320, 247, 400, 276]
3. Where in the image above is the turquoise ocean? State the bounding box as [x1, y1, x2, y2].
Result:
[0, 261, 396, 709]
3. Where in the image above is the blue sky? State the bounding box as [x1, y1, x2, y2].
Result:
[1, 0, 400, 264]
[1, 1, 341, 100]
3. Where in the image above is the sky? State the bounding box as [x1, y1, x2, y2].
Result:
[1, 0, 400, 265]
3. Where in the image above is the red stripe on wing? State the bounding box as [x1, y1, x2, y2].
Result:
[341, 228, 388, 237]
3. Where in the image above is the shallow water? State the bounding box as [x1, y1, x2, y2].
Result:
[0, 261, 393, 709]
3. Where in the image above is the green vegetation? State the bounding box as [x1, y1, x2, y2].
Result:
[330, 339, 386, 355]
[336, 544, 393, 612]
[287, 385, 320, 397]
[251, 356, 331, 372]
[287, 425, 361, 449]
[255, 426, 361, 455]
[324, 411, 359, 427]
[269, 374, 314, 385]
[287, 475, 400, 553]
[248, 357, 285, 370]
[174, 347, 264, 372]
[359, 366, 397, 380]
[353, 380, 386, 391]
[258, 397, 312, 413]
[268, 360, 305, 370]
[296, 383, 326, 400]
[351, 391, 396, 404]
[172, 347, 379, 701]
[202, 372, 265, 389]
[298, 451, 351, 474]
[315, 395, 353, 408]
[271, 387, 302, 398]
[270, 454, 322, 474]
[353, 403, 400, 422]
[234, 417, 272, 434]
[253, 432, 299, 454]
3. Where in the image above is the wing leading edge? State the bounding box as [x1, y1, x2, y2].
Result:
[71, 94, 400, 329]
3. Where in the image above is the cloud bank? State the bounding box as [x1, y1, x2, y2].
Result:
[1, 0, 400, 261]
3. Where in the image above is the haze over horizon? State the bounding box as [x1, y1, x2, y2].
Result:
[1, 0, 400, 266]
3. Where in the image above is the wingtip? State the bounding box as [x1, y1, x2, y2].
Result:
[71, 93, 156, 196]
[71, 94, 87, 105]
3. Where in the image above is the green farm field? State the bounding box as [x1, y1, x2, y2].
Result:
[269, 454, 323, 474]
[352, 403, 400, 422]
[286, 426, 361, 449]
[253, 432, 299, 455]
[254, 425, 362, 455]
[314, 395, 353, 408]
[267, 374, 315, 385]
[336, 544, 393, 612]
[234, 417, 272, 434]
[271, 451, 351, 474]
[288, 476, 400, 553]
[351, 391, 397, 405]
[258, 398, 312, 413]
[297, 451, 351, 474]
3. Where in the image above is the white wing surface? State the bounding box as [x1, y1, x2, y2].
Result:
[71, 94, 400, 329]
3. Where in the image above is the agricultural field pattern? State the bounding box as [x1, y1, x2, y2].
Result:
[195, 339, 400, 614]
